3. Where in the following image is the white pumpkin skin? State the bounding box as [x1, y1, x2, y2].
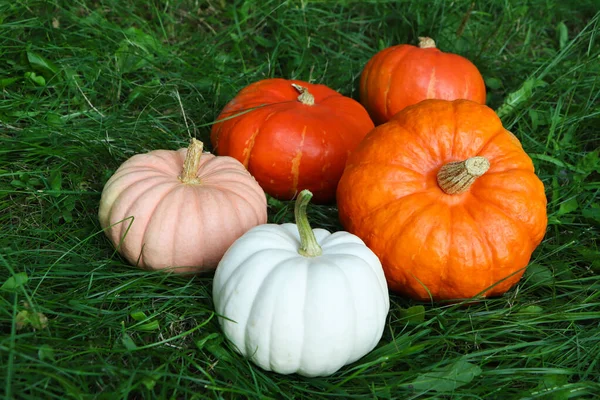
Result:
[98, 140, 267, 272]
[212, 223, 390, 377]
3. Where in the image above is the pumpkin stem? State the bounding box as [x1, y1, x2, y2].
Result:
[295, 189, 323, 257]
[291, 83, 315, 106]
[437, 156, 490, 195]
[179, 138, 203, 184]
[418, 36, 437, 49]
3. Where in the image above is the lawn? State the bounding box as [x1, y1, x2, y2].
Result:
[1, 0, 599, 398]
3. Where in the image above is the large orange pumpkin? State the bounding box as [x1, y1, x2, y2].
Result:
[211, 78, 374, 204]
[360, 37, 487, 125]
[336, 99, 548, 301]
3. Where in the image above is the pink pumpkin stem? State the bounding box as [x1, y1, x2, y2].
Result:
[179, 138, 204, 184]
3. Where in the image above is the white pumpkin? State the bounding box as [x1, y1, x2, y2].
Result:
[212, 190, 390, 377]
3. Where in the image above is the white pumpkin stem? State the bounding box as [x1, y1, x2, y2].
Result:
[437, 156, 490, 195]
[295, 189, 323, 257]
[291, 83, 315, 106]
[418, 36, 437, 49]
[179, 138, 203, 184]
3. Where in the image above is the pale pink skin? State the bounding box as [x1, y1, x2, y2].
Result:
[98, 148, 268, 273]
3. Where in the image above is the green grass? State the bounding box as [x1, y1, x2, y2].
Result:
[1, 0, 599, 398]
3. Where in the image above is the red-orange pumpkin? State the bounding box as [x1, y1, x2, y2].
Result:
[336, 99, 548, 301]
[360, 37, 487, 125]
[210, 78, 374, 204]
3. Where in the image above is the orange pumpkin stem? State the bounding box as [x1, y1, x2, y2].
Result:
[179, 138, 204, 184]
[291, 83, 315, 106]
[295, 189, 322, 257]
[418, 36, 437, 49]
[437, 156, 490, 195]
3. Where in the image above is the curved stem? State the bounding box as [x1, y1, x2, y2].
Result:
[437, 156, 490, 195]
[179, 138, 203, 184]
[295, 189, 322, 257]
[291, 83, 315, 106]
[418, 36, 437, 49]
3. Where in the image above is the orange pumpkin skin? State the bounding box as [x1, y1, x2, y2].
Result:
[336, 99, 547, 301]
[211, 78, 374, 204]
[359, 37, 487, 125]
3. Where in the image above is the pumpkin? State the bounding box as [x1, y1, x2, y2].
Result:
[359, 37, 487, 125]
[98, 138, 267, 272]
[210, 78, 374, 204]
[336, 99, 548, 301]
[212, 189, 389, 377]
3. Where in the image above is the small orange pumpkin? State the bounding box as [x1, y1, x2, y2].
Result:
[336, 99, 548, 301]
[211, 78, 374, 204]
[98, 139, 267, 272]
[360, 37, 487, 125]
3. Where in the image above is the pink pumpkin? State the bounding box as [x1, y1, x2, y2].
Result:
[98, 138, 267, 272]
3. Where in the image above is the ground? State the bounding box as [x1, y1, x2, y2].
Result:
[1, 1, 599, 399]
